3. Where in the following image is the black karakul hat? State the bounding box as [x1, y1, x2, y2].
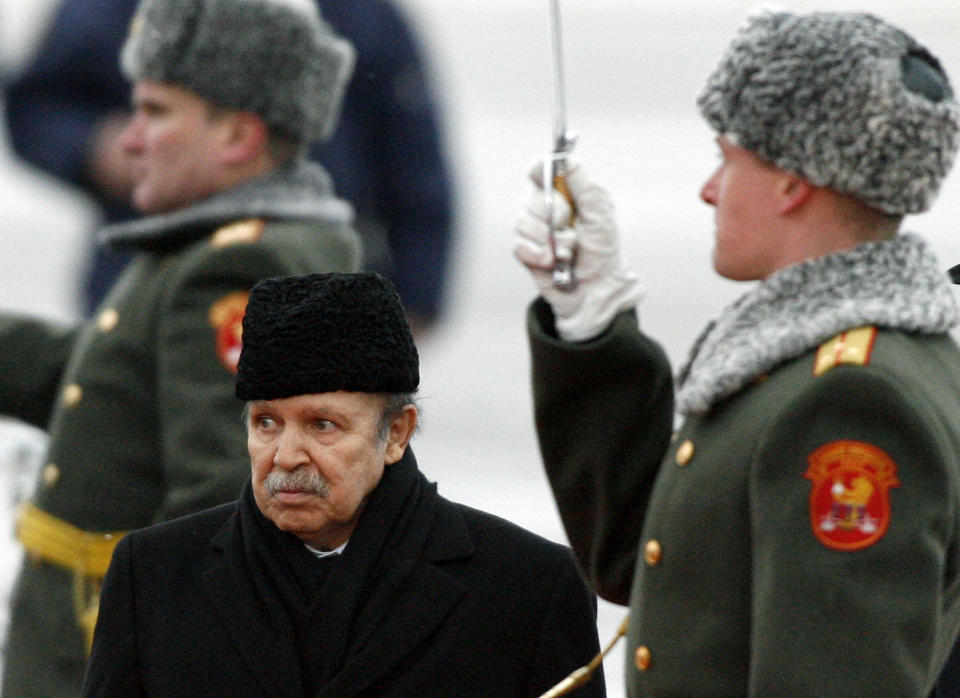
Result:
[236, 272, 419, 400]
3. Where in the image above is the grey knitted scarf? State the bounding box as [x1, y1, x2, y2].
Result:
[101, 160, 353, 249]
[676, 233, 959, 416]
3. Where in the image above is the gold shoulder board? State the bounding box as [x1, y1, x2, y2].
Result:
[813, 326, 878, 376]
[211, 219, 265, 248]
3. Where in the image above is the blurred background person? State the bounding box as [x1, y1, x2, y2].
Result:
[0, 0, 360, 694]
[3, 0, 456, 335]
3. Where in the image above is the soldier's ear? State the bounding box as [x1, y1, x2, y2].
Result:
[219, 111, 270, 167]
[777, 174, 814, 215]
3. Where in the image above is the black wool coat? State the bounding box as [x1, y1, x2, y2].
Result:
[82, 453, 605, 697]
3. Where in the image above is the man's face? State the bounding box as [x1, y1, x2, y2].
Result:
[699, 137, 787, 281]
[247, 392, 411, 550]
[121, 80, 230, 214]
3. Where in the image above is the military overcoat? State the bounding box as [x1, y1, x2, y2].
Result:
[528, 235, 960, 696]
[0, 161, 361, 696]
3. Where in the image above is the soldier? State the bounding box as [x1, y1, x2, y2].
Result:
[0, 0, 360, 694]
[4, 0, 456, 331]
[82, 272, 604, 697]
[515, 8, 960, 696]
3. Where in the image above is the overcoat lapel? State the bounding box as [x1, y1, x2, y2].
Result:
[198, 453, 477, 698]
[201, 515, 304, 698]
[316, 562, 467, 696]
[316, 501, 474, 697]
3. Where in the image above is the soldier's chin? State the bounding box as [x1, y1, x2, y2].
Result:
[130, 186, 175, 215]
[130, 190, 157, 215]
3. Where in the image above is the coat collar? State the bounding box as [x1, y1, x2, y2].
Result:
[101, 160, 354, 251]
[676, 233, 959, 416]
[199, 453, 474, 697]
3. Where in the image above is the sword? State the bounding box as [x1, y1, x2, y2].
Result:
[538, 615, 629, 697]
[543, 0, 578, 291]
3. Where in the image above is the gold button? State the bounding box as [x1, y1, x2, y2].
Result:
[41, 463, 60, 487]
[97, 308, 119, 332]
[676, 439, 695, 466]
[62, 383, 83, 408]
[644, 539, 662, 566]
[635, 645, 651, 672]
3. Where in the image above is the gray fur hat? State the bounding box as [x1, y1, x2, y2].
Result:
[121, 0, 355, 143]
[697, 7, 960, 215]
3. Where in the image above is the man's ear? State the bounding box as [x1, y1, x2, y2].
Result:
[778, 174, 814, 215]
[218, 111, 270, 167]
[384, 405, 418, 465]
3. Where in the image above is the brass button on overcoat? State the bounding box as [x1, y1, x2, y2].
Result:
[63, 384, 83, 408]
[635, 645, 651, 671]
[675, 439, 695, 466]
[644, 539, 662, 566]
[97, 308, 119, 332]
[41, 463, 60, 487]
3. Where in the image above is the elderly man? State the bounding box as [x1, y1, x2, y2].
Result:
[81, 272, 604, 697]
[0, 0, 360, 694]
[515, 8, 960, 696]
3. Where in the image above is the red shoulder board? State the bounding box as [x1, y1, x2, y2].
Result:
[208, 291, 249, 374]
[805, 440, 899, 551]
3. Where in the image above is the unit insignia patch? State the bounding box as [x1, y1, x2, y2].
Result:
[209, 291, 249, 373]
[805, 440, 899, 551]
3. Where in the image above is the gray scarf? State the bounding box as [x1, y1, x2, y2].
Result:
[101, 160, 353, 249]
[676, 233, 959, 416]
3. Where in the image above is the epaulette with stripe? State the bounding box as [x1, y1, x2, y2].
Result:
[813, 326, 878, 376]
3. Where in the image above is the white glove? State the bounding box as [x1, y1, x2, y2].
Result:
[513, 160, 644, 341]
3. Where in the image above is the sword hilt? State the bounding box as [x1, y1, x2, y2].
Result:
[544, 144, 578, 292]
[550, 168, 578, 291]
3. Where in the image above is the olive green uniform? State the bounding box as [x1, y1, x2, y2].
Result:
[528, 235, 960, 696]
[0, 162, 361, 696]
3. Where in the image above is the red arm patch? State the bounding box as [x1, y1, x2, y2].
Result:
[804, 440, 899, 551]
[208, 291, 249, 374]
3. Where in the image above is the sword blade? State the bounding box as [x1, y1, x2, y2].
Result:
[549, 0, 568, 151]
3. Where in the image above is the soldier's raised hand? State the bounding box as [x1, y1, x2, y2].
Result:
[513, 160, 644, 341]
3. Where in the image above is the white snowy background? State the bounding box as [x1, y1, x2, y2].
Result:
[2, 1, 960, 694]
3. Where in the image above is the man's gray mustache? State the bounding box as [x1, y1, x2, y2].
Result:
[265, 467, 329, 497]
